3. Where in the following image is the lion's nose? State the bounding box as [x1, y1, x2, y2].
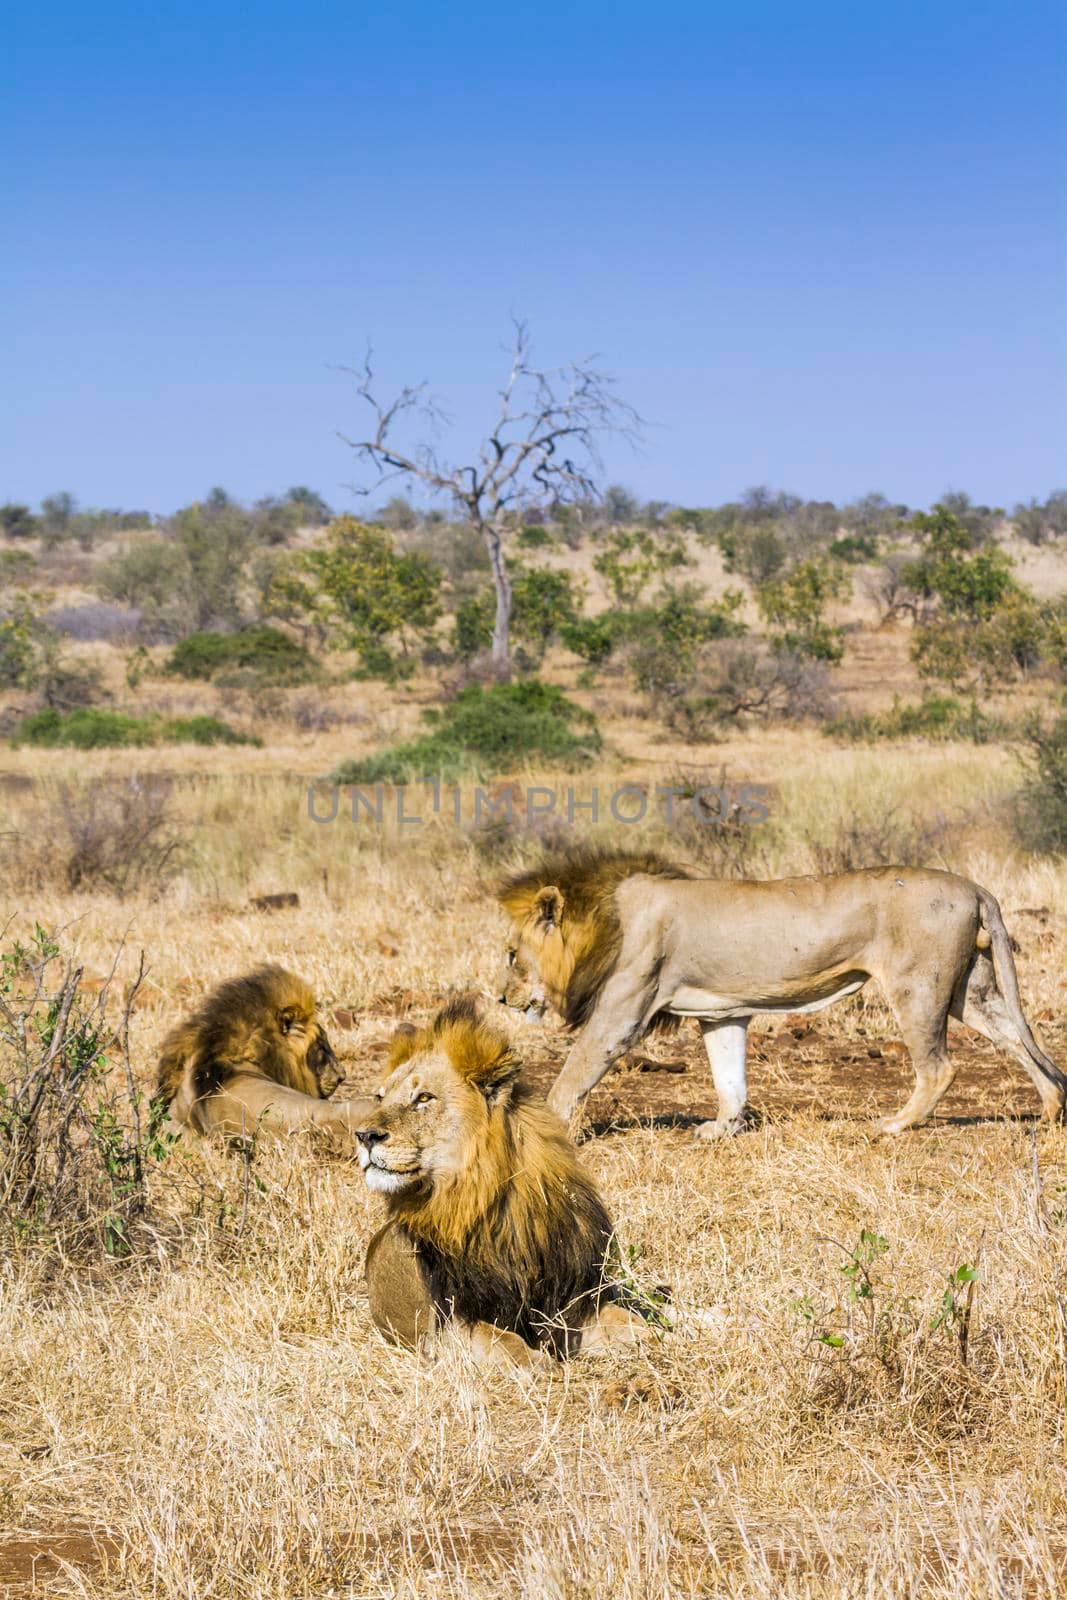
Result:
[356, 1127, 388, 1150]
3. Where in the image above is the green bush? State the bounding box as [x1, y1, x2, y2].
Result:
[163, 715, 259, 746]
[1014, 709, 1067, 854]
[517, 524, 552, 549]
[510, 566, 580, 661]
[559, 615, 617, 665]
[331, 680, 601, 783]
[824, 694, 1000, 744]
[0, 503, 39, 539]
[829, 533, 879, 564]
[756, 559, 850, 663]
[165, 625, 312, 682]
[11, 708, 258, 749]
[719, 523, 788, 584]
[298, 517, 441, 677]
[453, 591, 495, 660]
[903, 507, 1017, 620]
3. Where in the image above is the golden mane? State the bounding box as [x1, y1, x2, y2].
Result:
[378, 998, 615, 1352]
[498, 845, 689, 1028]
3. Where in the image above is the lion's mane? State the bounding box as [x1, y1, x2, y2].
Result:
[156, 964, 336, 1119]
[499, 845, 689, 1028]
[381, 998, 617, 1355]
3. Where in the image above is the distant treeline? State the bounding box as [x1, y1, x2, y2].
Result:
[2, 484, 1066, 550]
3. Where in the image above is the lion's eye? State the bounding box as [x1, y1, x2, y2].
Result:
[414, 1091, 435, 1107]
[506, 949, 517, 968]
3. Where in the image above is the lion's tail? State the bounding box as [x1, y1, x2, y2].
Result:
[977, 887, 1067, 1103]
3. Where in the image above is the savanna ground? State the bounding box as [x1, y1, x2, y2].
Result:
[2, 559, 1067, 1598]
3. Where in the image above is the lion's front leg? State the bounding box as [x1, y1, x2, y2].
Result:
[547, 968, 661, 1122]
[694, 1019, 752, 1140]
[464, 1322, 552, 1371]
[576, 1302, 652, 1356]
[365, 1223, 438, 1350]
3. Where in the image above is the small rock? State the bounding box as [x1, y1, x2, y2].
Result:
[250, 892, 300, 912]
[630, 1055, 687, 1075]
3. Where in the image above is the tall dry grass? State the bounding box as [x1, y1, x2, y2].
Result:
[0, 726, 1065, 1597]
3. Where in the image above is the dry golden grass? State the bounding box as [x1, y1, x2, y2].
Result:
[1, 702, 1066, 1596]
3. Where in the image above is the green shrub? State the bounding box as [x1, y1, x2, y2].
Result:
[829, 533, 879, 564]
[903, 507, 1017, 620]
[0, 503, 39, 539]
[163, 716, 259, 746]
[756, 559, 850, 663]
[453, 591, 495, 660]
[13, 709, 156, 748]
[95, 537, 193, 637]
[719, 523, 788, 584]
[517, 524, 552, 549]
[560, 587, 745, 678]
[824, 694, 1000, 744]
[0, 598, 44, 689]
[592, 528, 689, 604]
[11, 708, 258, 749]
[165, 625, 312, 682]
[510, 566, 580, 661]
[297, 517, 441, 677]
[560, 615, 618, 665]
[1014, 709, 1067, 854]
[453, 567, 580, 663]
[331, 680, 600, 783]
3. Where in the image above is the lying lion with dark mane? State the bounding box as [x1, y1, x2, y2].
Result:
[357, 998, 650, 1366]
[157, 965, 373, 1138]
[498, 847, 1066, 1137]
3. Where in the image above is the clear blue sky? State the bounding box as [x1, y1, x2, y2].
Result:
[4, 0, 1065, 514]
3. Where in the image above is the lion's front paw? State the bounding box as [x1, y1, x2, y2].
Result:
[693, 1111, 752, 1141]
[546, 1088, 577, 1122]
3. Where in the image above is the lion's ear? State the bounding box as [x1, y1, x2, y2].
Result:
[474, 1049, 521, 1105]
[278, 1006, 300, 1035]
[534, 886, 564, 929]
[387, 1021, 421, 1069]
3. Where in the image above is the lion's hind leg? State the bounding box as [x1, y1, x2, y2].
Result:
[951, 955, 1066, 1122]
[878, 972, 957, 1134]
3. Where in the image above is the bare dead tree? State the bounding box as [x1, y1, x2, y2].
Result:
[339, 320, 641, 667]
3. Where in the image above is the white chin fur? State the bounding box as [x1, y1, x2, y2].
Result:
[364, 1166, 418, 1194]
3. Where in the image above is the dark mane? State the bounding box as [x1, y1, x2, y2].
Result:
[155, 964, 316, 1103]
[499, 844, 689, 1029]
[381, 1000, 619, 1356]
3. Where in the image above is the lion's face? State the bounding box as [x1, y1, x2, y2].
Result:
[355, 1046, 495, 1194]
[307, 1027, 344, 1097]
[356, 1007, 521, 1198]
[498, 886, 570, 1020]
[273, 1003, 344, 1099]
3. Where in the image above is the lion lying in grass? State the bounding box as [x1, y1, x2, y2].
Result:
[498, 847, 1066, 1137]
[356, 999, 651, 1367]
[157, 965, 373, 1138]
